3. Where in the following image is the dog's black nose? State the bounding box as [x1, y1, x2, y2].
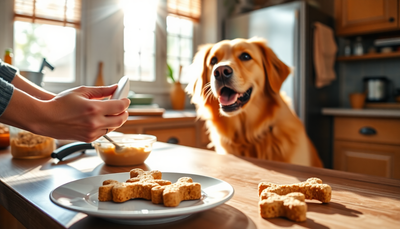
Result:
[214, 65, 233, 80]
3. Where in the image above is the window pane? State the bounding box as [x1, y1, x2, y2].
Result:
[180, 38, 192, 59]
[167, 16, 194, 84]
[180, 18, 193, 37]
[13, 21, 76, 82]
[124, 52, 140, 81]
[166, 16, 180, 35]
[167, 35, 179, 58]
[140, 55, 155, 82]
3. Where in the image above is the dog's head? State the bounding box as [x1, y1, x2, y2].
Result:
[186, 37, 290, 117]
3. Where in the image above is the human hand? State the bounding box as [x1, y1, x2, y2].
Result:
[34, 85, 130, 142]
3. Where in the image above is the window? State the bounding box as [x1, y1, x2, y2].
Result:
[13, 0, 81, 86]
[121, 0, 201, 87]
[166, 0, 201, 84]
[167, 16, 193, 84]
[122, 0, 157, 82]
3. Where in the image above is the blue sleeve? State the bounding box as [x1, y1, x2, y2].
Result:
[0, 78, 14, 117]
[0, 59, 18, 83]
[0, 59, 16, 117]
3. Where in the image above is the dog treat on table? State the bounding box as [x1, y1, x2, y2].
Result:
[259, 192, 307, 222]
[98, 169, 201, 207]
[151, 177, 202, 207]
[258, 178, 331, 203]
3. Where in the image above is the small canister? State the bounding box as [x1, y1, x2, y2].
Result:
[9, 126, 55, 159]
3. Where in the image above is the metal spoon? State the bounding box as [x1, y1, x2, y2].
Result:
[103, 135, 124, 152]
[102, 76, 130, 153]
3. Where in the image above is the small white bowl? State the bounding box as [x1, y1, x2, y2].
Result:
[92, 134, 156, 166]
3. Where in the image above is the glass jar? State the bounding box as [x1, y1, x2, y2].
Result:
[9, 126, 55, 159]
[353, 37, 364, 56]
[0, 123, 10, 149]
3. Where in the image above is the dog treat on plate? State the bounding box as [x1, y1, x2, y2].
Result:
[98, 169, 201, 207]
[126, 168, 169, 185]
[98, 169, 171, 202]
[98, 180, 120, 202]
[258, 178, 331, 203]
[259, 192, 307, 222]
[151, 177, 202, 207]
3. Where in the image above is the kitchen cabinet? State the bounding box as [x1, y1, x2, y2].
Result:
[335, 0, 400, 36]
[333, 116, 400, 179]
[116, 110, 210, 149]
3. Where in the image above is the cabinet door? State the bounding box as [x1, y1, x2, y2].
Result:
[144, 127, 196, 147]
[335, 0, 399, 36]
[334, 140, 400, 179]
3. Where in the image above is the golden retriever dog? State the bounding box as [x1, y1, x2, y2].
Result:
[186, 37, 322, 167]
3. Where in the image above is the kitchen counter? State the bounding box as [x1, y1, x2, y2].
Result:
[322, 108, 400, 118]
[1, 143, 400, 228]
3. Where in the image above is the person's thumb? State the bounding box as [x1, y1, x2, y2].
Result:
[81, 85, 118, 99]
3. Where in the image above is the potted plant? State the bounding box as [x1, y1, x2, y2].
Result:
[167, 64, 185, 110]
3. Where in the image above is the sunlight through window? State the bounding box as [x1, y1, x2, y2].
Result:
[14, 21, 76, 83]
[121, 0, 157, 82]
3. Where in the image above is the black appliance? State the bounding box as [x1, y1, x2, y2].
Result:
[363, 76, 389, 102]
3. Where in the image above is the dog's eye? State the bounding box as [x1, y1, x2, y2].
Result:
[210, 57, 218, 65]
[239, 52, 252, 61]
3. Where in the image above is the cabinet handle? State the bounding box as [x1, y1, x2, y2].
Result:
[389, 17, 395, 22]
[359, 127, 377, 135]
[167, 137, 179, 144]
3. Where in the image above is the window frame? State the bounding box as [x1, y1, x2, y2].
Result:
[12, 0, 84, 93]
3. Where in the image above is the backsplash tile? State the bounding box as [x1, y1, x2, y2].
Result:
[339, 58, 400, 107]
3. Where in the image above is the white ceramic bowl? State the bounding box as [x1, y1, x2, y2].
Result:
[92, 134, 156, 166]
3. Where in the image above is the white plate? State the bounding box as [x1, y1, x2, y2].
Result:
[50, 172, 234, 225]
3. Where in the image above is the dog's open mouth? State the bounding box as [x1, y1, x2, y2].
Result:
[218, 87, 253, 112]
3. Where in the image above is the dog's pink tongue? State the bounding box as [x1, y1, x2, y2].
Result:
[219, 92, 238, 106]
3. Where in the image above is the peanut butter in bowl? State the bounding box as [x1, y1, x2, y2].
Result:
[92, 134, 156, 166]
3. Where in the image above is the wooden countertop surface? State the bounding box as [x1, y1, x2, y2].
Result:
[124, 110, 197, 125]
[0, 142, 400, 228]
[322, 108, 400, 118]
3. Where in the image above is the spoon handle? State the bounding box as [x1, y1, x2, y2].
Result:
[103, 135, 122, 150]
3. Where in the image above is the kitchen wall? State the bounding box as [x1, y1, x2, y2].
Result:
[0, 0, 14, 57]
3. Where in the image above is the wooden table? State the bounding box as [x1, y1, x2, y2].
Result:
[0, 142, 399, 228]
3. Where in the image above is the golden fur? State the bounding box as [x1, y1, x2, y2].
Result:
[186, 38, 322, 167]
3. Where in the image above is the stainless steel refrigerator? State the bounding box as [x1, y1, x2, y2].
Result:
[224, 1, 339, 168]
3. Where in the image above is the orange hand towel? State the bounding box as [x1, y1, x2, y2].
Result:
[313, 22, 337, 88]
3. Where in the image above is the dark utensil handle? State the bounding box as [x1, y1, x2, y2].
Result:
[167, 137, 179, 144]
[51, 142, 94, 161]
[359, 127, 377, 135]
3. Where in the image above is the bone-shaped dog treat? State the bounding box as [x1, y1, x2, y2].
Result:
[259, 192, 307, 222]
[258, 178, 331, 203]
[98, 180, 120, 202]
[127, 168, 162, 182]
[98, 169, 171, 202]
[151, 177, 202, 207]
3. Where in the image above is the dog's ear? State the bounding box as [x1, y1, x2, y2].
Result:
[185, 43, 213, 105]
[250, 38, 291, 94]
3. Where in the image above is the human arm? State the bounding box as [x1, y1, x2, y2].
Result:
[1, 59, 54, 100]
[11, 73, 55, 100]
[0, 85, 130, 142]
